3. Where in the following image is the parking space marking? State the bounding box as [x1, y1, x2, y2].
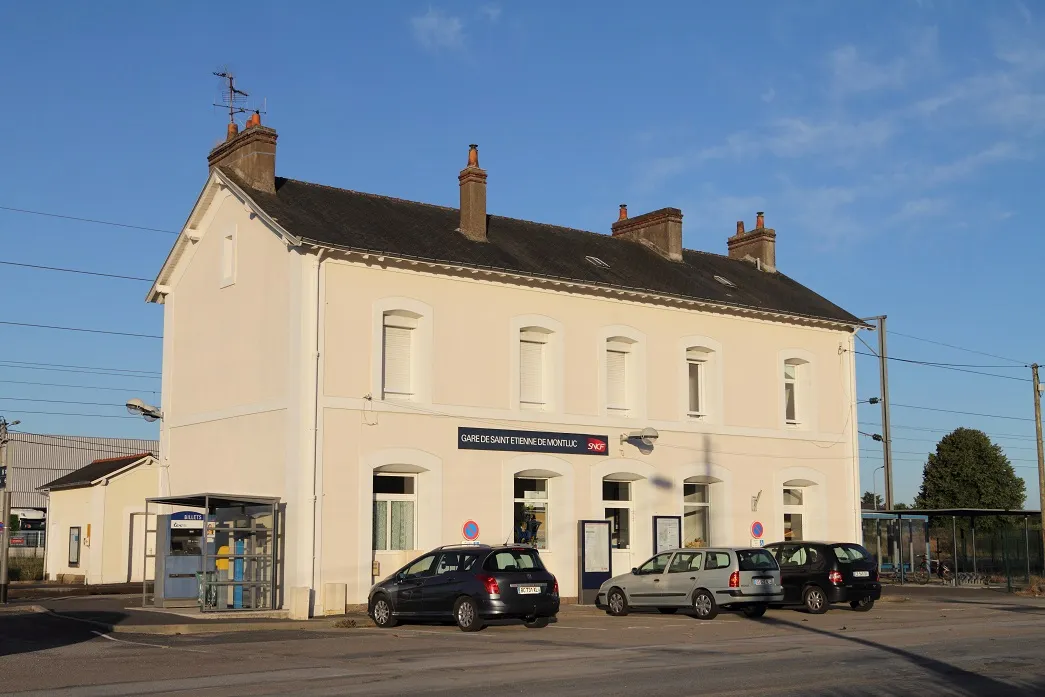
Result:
[549, 625, 607, 631]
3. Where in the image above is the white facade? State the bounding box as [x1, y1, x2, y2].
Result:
[149, 168, 863, 613]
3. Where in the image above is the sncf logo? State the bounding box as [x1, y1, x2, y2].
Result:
[587, 438, 608, 453]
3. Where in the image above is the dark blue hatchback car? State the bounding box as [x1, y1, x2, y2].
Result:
[368, 545, 559, 632]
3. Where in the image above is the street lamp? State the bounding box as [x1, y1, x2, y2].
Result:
[126, 398, 162, 422]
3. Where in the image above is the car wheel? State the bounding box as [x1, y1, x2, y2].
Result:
[370, 596, 397, 628]
[850, 597, 875, 612]
[607, 588, 629, 617]
[803, 586, 828, 614]
[742, 603, 767, 619]
[454, 597, 485, 632]
[692, 590, 718, 620]
[657, 607, 678, 614]
[524, 616, 550, 628]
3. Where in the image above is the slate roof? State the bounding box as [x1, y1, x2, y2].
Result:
[40, 453, 152, 491]
[223, 170, 862, 326]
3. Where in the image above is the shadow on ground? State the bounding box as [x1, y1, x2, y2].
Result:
[0, 609, 128, 657]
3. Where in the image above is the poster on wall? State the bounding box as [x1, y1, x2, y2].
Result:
[653, 516, 681, 554]
[583, 521, 610, 573]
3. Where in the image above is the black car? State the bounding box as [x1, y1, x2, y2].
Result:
[763, 541, 881, 613]
[367, 545, 560, 632]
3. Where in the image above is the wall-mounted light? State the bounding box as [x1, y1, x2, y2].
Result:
[126, 398, 163, 422]
[620, 427, 659, 447]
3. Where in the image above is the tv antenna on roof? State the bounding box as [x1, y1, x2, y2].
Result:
[212, 68, 265, 125]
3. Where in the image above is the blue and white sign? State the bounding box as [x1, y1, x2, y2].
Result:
[462, 520, 480, 541]
[170, 511, 205, 530]
[458, 427, 609, 456]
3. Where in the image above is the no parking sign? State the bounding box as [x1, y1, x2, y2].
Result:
[462, 520, 480, 543]
[750, 521, 765, 547]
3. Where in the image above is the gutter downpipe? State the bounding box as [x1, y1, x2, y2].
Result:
[310, 248, 326, 612]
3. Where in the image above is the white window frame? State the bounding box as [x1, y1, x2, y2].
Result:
[372, 298, 433, 406]
[678, 336, 722, 424]
[513, 476, 550, 550]
[779, 349, 815, 431]
[683, 481, 711, 547]
[372, 473, 418, 552]
[687, 351, 707, 419]
[509, 315, 564, 414]
[382, 311, 418, 401]
[220, 224, 236, 288]
[519, 328, 550, 411]
[605, 340, 631, 415]
[602, 478, 633, 550]
[782, 487, 806, 542]
[599, 325, 646, 419]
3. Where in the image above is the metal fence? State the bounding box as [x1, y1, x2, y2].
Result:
[8, 529, 45, 558]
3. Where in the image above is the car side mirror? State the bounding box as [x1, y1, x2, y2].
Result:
[395, 571, 406, 582]
[631, 567, 639, 575]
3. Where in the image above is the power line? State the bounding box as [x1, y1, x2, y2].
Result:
[863, 422, 1038, 441]
[0, 363, 160, 379]
[891, 402, 1032, 422]
[0, 260, 152, 282]
[0, 320, 161, 339]
[858, 446, 1040, 463]
[0, 409, 140, 420]
[0, 205, 178, 235]
[887, 329, 1029, 366]
[853, 350, 1028, 382]
[0, 396, 123, 407]
[0, 379, 158, 394]
[9, 436, 153, 458]
[0, 359, 159, 377]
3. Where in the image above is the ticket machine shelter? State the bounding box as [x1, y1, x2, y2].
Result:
[142, 493, 281, 612]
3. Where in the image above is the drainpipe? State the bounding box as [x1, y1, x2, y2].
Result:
[310, 249, 326, 609]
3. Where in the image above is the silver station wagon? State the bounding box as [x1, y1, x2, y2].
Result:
[595, 547, 783, 619]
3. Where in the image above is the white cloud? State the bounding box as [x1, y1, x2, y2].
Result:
[829, 45, 907, 96]
[480, 3, 502, 22]
[925, 142, 1022, 185]
[888, 197, 950, 223]
[411, 8, 465, 51]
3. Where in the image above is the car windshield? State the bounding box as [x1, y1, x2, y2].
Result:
[736, 549, 778, 571]
[483, 548, 544, 572]
[832, 544, 873, 563]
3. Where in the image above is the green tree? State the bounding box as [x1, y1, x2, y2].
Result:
[915, 428, 1025, 529]
[861, 491, 883, 510]
[893, 502, 911, 510]
[7, 514, 18, 532]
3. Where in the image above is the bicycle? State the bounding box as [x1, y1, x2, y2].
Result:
[910, 555, 953, 585]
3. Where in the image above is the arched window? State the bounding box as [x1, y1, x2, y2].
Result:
[372, 298, 433, 405]
[679, 336, 722, 423]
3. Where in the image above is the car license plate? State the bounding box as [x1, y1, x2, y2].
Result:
[518, 586, 541, 595]
[753, 578, 772, 586]
[853, 571, 870, 578]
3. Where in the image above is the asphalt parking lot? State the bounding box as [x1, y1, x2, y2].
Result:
[4, 589, 1045, 696]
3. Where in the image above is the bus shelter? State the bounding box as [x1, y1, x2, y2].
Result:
[142, 493, 281, 612]
[862, 508, 1043, 588]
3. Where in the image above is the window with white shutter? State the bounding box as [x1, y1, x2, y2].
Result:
[686, 346, 711, 418]
[606, 340, 629, 414]
[382, 313, 417, 400]
[519, 330, 546, 409]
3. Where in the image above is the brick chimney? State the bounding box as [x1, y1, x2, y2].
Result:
[458, 144, 487, 242]
[727, 211, 776, 271]
[207, 113, 277, 194]
[611, 206, 683, 262]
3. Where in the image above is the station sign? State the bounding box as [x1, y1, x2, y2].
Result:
[458, 427, 609, 456]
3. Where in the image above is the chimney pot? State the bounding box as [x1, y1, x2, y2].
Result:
[226, 122, 239, 141]
[756, 211, 765, 229]
[467, 144, 479, 168]
[728, 211, 776, 271]
[619, 204, 628, 221]
[736, 220, 745, 236]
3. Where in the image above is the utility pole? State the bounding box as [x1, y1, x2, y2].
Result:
[876, 316, 894, 511]
[0, 416, 15, 604]
[1032, 365, 1045, 556]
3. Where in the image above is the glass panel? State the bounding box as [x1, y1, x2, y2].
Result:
[484, 549, 544, 571]
[602, 480, 631, 502]
[404, 554, 436, 578]
[373, 475, 414, 495]
[684, 506, 709, 547]
[373, 500, 388, 551]
[688, 361, 702, 413]
[783, 488, 803, 506]
[514, 477, 548, 500]
[779, 544, 807, 567]
[705, 551, 731, 570]
[737, 549, 778, 571]
[669, 551, 703, 572]
[784, 363, 796, 380]
[784, 382, 797, 422]
[684, 483, 708, 504]
[784, 513, 804, 541]
[513, 501, 548, 549]
[390, 501, 414, 551]
[68, 527, 80, 565]
[605, 507, 630, 549]
[638, 553, 673, 574]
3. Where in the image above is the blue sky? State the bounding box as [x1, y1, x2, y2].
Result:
[0, 1, 1041, 506]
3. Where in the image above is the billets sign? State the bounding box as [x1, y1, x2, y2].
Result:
[458, 427, 609, 456]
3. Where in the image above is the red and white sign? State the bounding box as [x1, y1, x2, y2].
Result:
[586, 438, 607, 454]
[462, 520, 480, 541]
